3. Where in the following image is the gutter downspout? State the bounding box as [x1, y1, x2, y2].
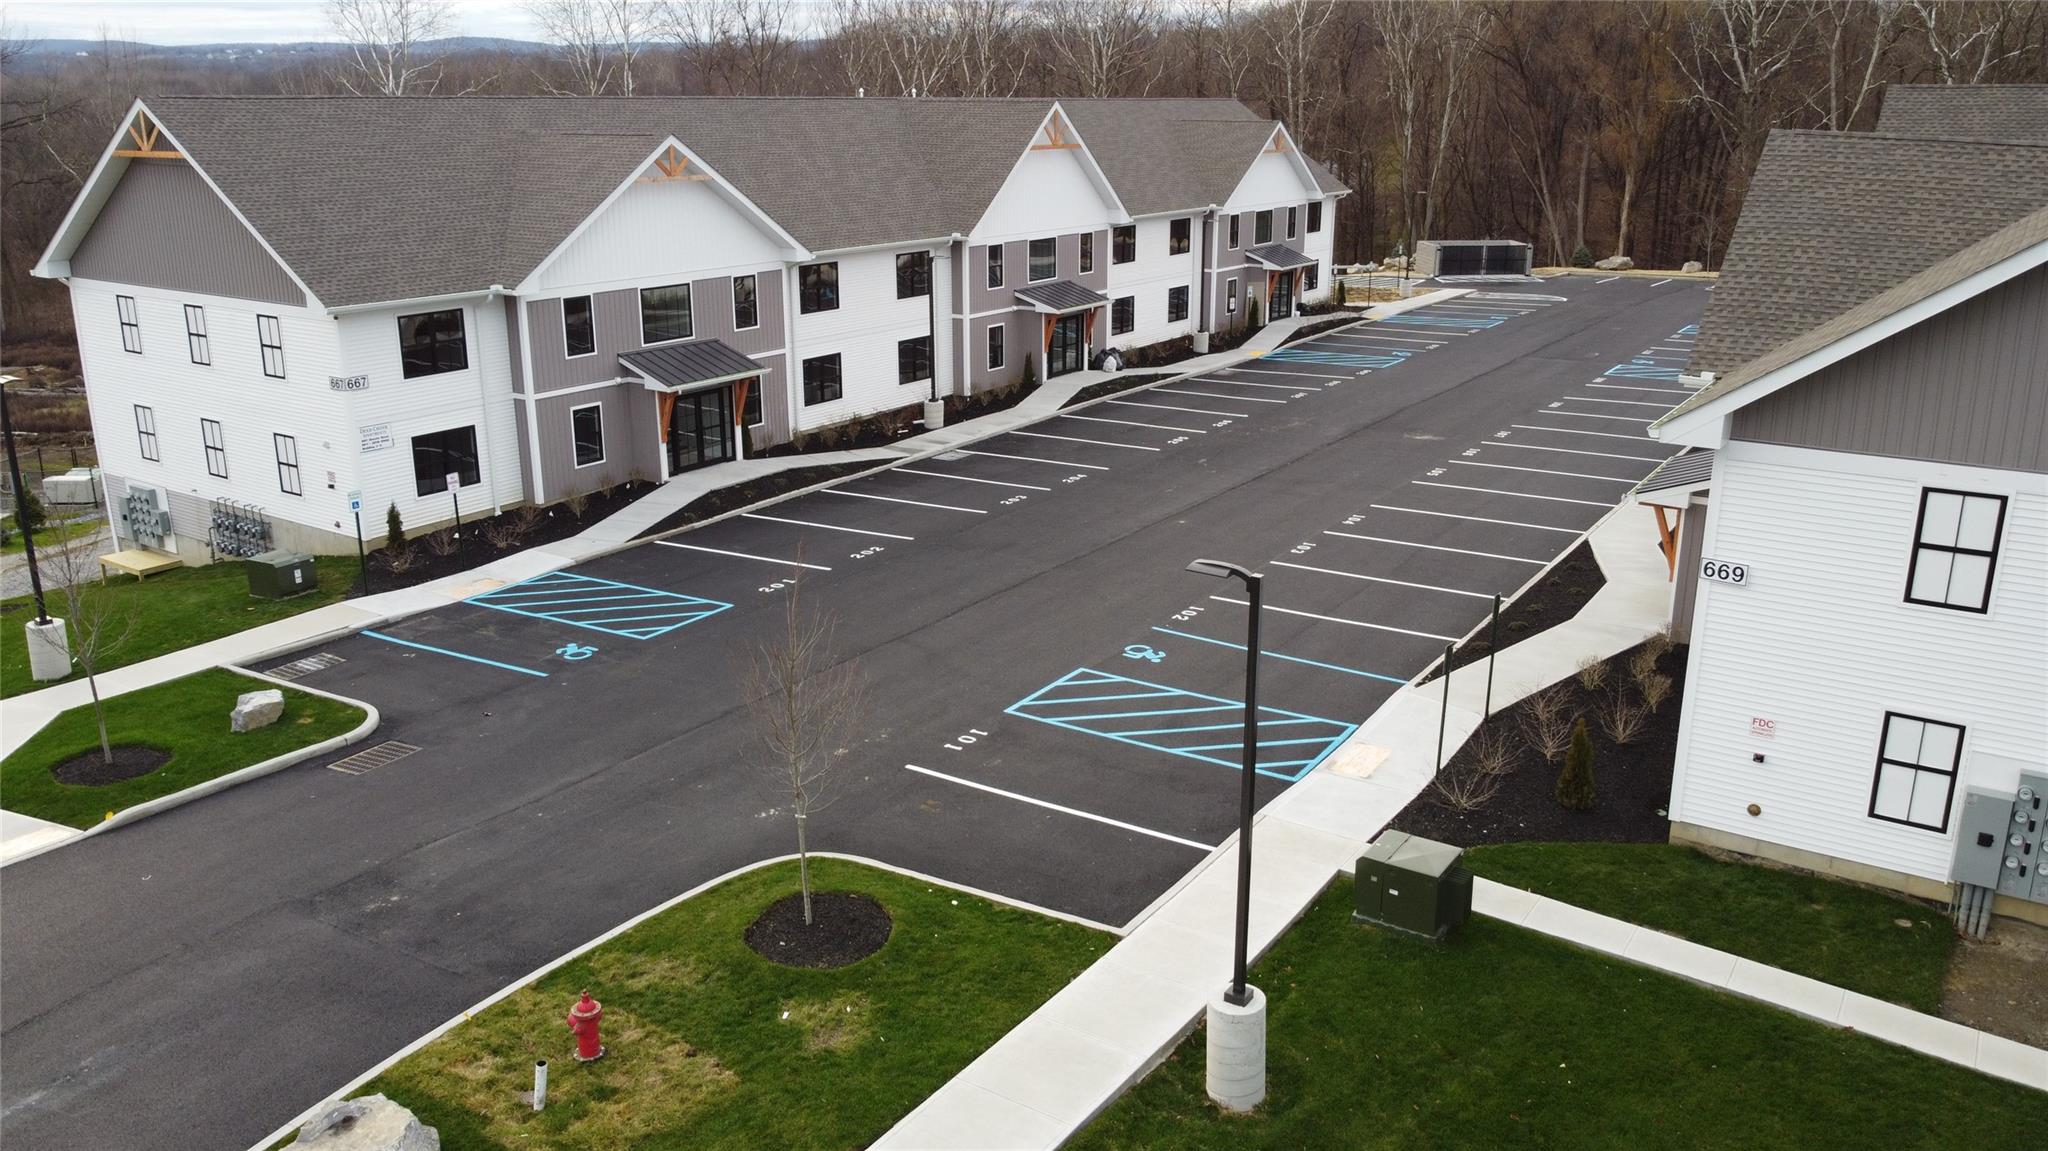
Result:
[513, 291, 546, 506]
[477, 286, 506, 515]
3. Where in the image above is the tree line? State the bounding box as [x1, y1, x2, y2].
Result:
[5, 0, 2045, 354]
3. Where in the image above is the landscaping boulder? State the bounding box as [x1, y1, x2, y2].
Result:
[289, 1096, 438, 1150]
[1594, 255, 1634, 271]
[230, 689, 286, 733]
[1682, 259, 1705, 273]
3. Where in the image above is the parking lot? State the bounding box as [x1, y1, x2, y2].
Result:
[0, 277, 1709, 1151]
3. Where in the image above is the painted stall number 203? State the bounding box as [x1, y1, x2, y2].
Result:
[944, 728, 989, 751]
[849, 546, 884, 560]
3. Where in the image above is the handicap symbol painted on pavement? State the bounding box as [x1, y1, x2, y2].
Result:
[1123, 644, 1166, 663]
[556, 642, 600, 662]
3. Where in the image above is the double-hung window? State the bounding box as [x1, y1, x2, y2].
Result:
[134, 405, 159, 461]
[184, 305, 210, 365]
[802, 353, 843, 405]
[798, 262, 839, 314]
[1228, 216, 1240, 249]
[897, 252, 931, 299]
[1308, 201, 1323, 233]
[640, 283, 692, 344]
[898, 335, 933, 385]
[1167, 286, 1189, 323]
[1169, 218, 1190, 255]
[742, 384, 762, 428]
[257, 314, 285, 379]
[1226, 277, 1239, 314]
[1303, 265, 1319, 291]
[732, 274, 759, 330]
[117, 295, 142, 354]
[1080, 233, 1094, 274]
[1286, 206, 1298, 239]
[1029, 238, 1057, 282]
[571, 403, 604, 467]
[274, 433, 302, 495]
[1112, 225, 1136, 264]
[411, 426, 480, 496]
[1869, 712, 1963, 832]
[1111, 296, 1134, 336]
[563, 295, 596, 357]
[398, 309, 468, 378]
[987, 245, 1005, 289]
[987, 324, 1006, 370]
[1905, 488, 2005, 612]
[201, 418, 228, 479]
[1255, 210, 1273, 245]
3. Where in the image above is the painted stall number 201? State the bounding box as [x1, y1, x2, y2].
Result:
[944, 728, 989, 751]
[849, 546, 885, 560]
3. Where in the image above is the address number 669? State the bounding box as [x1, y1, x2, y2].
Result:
[1701, 559, 1747, 585]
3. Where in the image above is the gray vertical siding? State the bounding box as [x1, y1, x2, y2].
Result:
[1729, 264, 2048, 472]
[71, 160, 305, 306]
[967, 240, 1024, 315]
[526, 269, 785, 393]
[1671, 499, 1707, 644]
[533, 383, 646, 498]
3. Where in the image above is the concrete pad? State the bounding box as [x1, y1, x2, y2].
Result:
[1974, 1032, 2048, 1090]
[1470, 878, 1540, 926]
[1319, 740, 1390, 779]
[1621, 928, 1739, 989]
[1521, 895, 1640, 957]
[1242, 815, 1370, 874]
[1032, 966, 1209, 1056]
[870, 1081, 1069, 1150]
[1836, 992, 1982, 1066]
[1726, 958, 1847, 1024]
[959, 1018, 1148, 1127]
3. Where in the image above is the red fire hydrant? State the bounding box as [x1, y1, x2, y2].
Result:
[566, 990, 605, 1063]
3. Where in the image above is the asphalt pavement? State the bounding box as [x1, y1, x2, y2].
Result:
[0, 278, 1708, 1150]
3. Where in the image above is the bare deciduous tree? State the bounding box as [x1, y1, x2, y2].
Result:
[325, 0, 458, 95]
[39, 527, 137, 765]
[741, 577, 864, 926]
[1036, 0, 1165, 98]
[528, 0, 654, 95]
[669, 0, 799, 96]
[1911, 0, 2045, 84]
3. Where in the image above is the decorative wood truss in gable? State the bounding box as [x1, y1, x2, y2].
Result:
[637, 144, 712, 184]
[113, 110, 183, 161]
[1031, 111, 1079, 151]
[1263, 130, 1291, 155]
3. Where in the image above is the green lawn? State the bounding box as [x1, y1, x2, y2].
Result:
[2, 515, 106, 555]
[1075, 878, 2032, 1151]
[360, 858, 1112, 1150]
[1, 554, 360, 699]
[0, 667, 366, 827]
[1464, 843, 1954, 1011]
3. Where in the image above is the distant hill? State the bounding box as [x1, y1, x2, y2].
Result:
[14, 36, 550, 62]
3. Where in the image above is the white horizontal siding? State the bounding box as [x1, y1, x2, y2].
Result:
[970, 138, 1117, 244]
[1670, 440, 2048, 883]
[533, 175, 789, 296]
[790, 249, 934, 431]
[1105, 216, 1196, 349]
[1224, 148, 1318, 212]
[1302, 196, 1338, 302]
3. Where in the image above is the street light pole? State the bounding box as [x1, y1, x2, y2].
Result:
[1228, 570, 1261, 1004]
[0, 376, 51, 623]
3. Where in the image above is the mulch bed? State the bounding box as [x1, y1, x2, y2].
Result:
[634, 462, 887, 540]
[743, 891, 893, 969]
[1424, 541, 1605, 683]
[1389, 638, 1689, 847]
[50, 744, 170, 786]
[1060, 373, 1173, 409]
[359, 481, 654, 593]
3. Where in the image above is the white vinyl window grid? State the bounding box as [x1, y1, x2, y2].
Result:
[117, 294, 142, 354]
[1868, 712, 1963, 832]
[732, 274, 760, 331]
[273, 432, 302, 495]
[201, 418, 228, 478]
[1904, 488, 2005, 613]
[134, 404, 159, 461]
[184, 304, 210, 365]
[257, 314, 285, 379]
[562, 295, 596, 358]
[987, 323, 1005, 371]
[570, 402, 605, 467]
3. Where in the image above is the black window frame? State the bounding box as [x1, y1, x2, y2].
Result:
[1303, 264, 1320, 292]
[898, 335, 933, 386]
[1286, 205, 1298, 239]
[570, 402, 605, 467]
[1904, 487, 2006, 614]
[117, 294, 142, 354]
[1255, 209, 1274, 245]
[1228, 216, 1240, 250]
[1308, 201, 1324, 233]
[798, 262, 839, 315]
[1080, 233, 1094, 274]
[562, 295, 596, 358]
[1167, 285, 1189, 323]
[1867, 711, 1964, 833]
[987, 324, 1006, 371]
[1028, 237, 1058, 283]
[1112, 225, 1136, 265]
[732, 274, 760, 331]
[411, 425, 481, 497]
[273, 432, 302, 496]
[397, 308, 469, 379]
[987, 244, 1005, 289]
[134, 404, 159, 461]
[896, 251, 932, 300]
[257, 314, 285, 379]
[184, 304, 210, 365]
[639, 282, 693, 345]
[1169, 217, 1191, 256]
[802, 353, 843, 406]
[1111, 295, 1135, 336]
[201, 417, 228, 479]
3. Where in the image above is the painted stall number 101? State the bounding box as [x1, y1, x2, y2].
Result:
[944, 728, 989, 751]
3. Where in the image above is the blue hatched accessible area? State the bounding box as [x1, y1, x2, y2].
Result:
[1377, 312, 1505, 330]
[465, 571, 732, 640]
[1605, 357, 1684, 380]
[1005, 668, 1358, 782]
[1260, 346, 1412, 369]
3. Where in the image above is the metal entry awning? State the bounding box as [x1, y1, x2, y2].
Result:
[1633, 448, 1715, 508]
[620, 340, 761, 393]
[1013, 279, 1109, 314]
[1245, 243, 1316, 271]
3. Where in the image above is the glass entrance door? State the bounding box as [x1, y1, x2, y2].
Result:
[1048, 313, 1085, 377]
[667, 386, 735, 475]
[1268, 271, 1295, 322]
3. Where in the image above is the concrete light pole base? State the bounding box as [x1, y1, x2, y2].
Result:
[1205, 984, 1266, 1112]
[26, 617, 70, 681]
[922, 399, 946, 431]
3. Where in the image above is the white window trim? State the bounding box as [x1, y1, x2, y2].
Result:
[1228, 217, 1241, 250]
[987, 245, 1005, 289]
[732, 274, 761, 332]
[639, 282, 694, 346]
[742, 384, 764, 429]
[1027, 237, 1058, 284]
[1080, 233, 1094, 275]
[570, 401, 606, 468]
[562, 295, 597, 360]
[1226, 276, 1239, 314]
[987, 324, 1006, 371]
[1287, 206, 1297, 239]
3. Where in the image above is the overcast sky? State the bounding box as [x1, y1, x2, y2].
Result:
[4, 0, 550, 44]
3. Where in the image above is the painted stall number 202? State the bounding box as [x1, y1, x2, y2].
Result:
[944, 728, 989, 751]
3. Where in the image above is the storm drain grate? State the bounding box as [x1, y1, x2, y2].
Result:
[266, 652, 346, 681]
[327, 741, 421, 776]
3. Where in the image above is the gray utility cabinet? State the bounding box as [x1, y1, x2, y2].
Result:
[1953, 773, 2046, 903]
[1355, 831, 1472, 940]
[246, 551, 318, 600]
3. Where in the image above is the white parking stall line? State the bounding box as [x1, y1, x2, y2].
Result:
[1214, 364, 1347, 379]
[1648, 278, 1673, 287]
[1595, 275, 1621, 284]
[1152, 387, 1287, 404]
[1109, 399, 1252, 418]
[1647, 346, 1690, 353]
[1323, 332, 1443, 345]
[1323, 530, 1546, 565]
[1270, 560, 1496, 600]
[1586, 382, 1694, 396]
[1375, 323, 1469, 335]
[904, 764, 1214, 852]
[822, 489, 988, 513]
[1369, 504, 1585, 534]
[1010, 430, 1161, 451]
[892, 467, 1051, 492]
[1423, 303, 1530, 314]
[1566, 395, 1680, 408]
[956, 448, 1109, 470]
[1486, 441, 1670, 464]
[1450, 459, 1639, 483]
[1534, 409, 1654, 423]
[741, 513, 915, 541]
[1412, 480, 1614, 507]
[1509, 423, 1653, 442]
[1209, 596, 1459, 643]
[1190, 376, 1317, 392]
[656, 540, 834, 570]
[1062, 413, 1206, 433]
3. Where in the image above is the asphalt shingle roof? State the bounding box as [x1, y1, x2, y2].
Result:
[142, 95, 1347, 309]
[1876, 84, 2048, 142]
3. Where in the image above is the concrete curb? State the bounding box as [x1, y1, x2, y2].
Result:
[0, 670, 379, 869]
[243, 851, 1124, 1151]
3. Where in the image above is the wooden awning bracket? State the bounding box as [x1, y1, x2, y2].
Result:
[1652, 505, 1682, 581]
[112, 111, 183, 160]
